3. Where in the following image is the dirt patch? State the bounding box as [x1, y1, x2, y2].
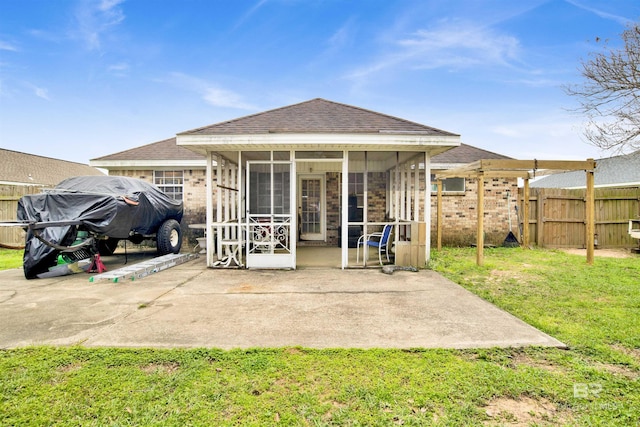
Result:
[483, 396, 569, 426]
[139, 362, 180, 374]
[560, 248, 635, 258]
[511, 352, 565, 374]
[57, 362, 83, 373]
[596, 363, 639, 379]
[611, 344, 640, 362]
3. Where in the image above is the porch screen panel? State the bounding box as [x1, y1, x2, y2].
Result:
[249, 164, 271, 215]
[273, 163, 291, 215]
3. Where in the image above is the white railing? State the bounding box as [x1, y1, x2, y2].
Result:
[247, 215, 291, 255]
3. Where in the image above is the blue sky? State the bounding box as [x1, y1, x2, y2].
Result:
[1, 0, 638, 164]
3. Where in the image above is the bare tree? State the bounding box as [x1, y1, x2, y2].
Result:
[566, 22, 640, 153]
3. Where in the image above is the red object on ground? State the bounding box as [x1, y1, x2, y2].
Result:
[88, 254, 107, 273]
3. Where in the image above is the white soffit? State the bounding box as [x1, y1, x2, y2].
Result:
[177, 133, 460, 154]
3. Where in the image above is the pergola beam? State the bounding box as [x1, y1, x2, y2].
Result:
[435, 159, 596, 180]
[435, 158, 597, 266]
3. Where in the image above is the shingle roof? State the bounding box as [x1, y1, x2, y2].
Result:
[0, 149, 104, 186]
[178, 98, 459, 136]
[531, 151, 640, 188]
[91, 137, 204, 161]
[432, 143, 512, 165]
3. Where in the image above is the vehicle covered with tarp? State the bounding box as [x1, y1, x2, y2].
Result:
[17, 176, 183, 279]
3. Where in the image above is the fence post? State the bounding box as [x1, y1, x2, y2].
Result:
[523, 178, 530, 248]
[586, 166, 595, 265]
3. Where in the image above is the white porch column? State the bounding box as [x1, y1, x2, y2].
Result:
[341, 150, 349, 269]
[413, 159, 419, 222]
[423, 151, 431, 264]
[290, 150, 297, 269]
[237, 151, 243, 265]
[205, 151, 214, 267]
[216, 155, 222, 259]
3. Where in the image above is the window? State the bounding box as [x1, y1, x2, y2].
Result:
[348, 173, 364, 207]
[154, 171, 184, 201]
[431, 174, 465, 193]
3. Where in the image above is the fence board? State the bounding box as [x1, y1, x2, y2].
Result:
[519, 186, 640, 248]
[0, 184, 48, 247]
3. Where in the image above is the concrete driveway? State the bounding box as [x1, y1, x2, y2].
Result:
[0, 251, 565, 349]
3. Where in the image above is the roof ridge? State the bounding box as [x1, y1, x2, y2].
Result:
[177, 99, 320, 135]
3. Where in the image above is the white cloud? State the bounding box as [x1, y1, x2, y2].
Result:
[108, 62, 129, 76]
[564, 0, 632, 26]
[346, 19, 521, 81]
[400, 21, 520, 69]
[0, 41, 19, 52]
[164, 72, 256, 110]
[23, 82, 51, 101]
[73, 0, 126, 50]
[233, 0, 269, 30]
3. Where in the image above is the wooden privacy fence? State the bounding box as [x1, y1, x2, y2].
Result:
[0, 184, 48, 248]
[518, 187, 640, 248]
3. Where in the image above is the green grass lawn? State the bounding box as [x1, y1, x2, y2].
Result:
[1, 248, 638, 426]
[0, 248, 23, 270]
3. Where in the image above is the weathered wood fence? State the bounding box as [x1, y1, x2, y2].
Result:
[518, 187, 640, 248]
[0, 184, 48, 248]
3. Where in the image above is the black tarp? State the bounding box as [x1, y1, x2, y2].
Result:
[17, 176, 183, 279]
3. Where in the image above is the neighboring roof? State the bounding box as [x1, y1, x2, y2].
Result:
[531, 151, 640, 188]
[178, 98, 459, 137]
[90, 137, 207, 169]
[431, 143, 512, 168]
[91, 137, 204, 162]
[0, 149, 104, 186]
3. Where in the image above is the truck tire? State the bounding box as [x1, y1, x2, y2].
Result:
[97, 238, 119, 256]
[157, 219, 182, 255]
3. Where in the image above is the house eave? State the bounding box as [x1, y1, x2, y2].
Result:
[177, 133, 460, 155]
[89, 159, 207, 169]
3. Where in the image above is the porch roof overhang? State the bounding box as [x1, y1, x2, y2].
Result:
[177, 132, 460, 156]
[89, 159, 207, 169]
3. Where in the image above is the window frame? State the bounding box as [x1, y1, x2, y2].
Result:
[153, 170, 184, 201]
[430, 174, 466, 194]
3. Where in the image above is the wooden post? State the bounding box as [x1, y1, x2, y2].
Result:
[537, 192, 545, 248]
[477, 173, 485, 266]
[523, 177, 530, 248]
[586, 161, 595, 265]
[437, 179, 443, 250]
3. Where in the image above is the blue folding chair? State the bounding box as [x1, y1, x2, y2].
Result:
[356, 224, 393, 265]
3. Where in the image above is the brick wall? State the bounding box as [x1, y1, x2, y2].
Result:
[109, 169, 518, 248]
[430, 177, 519, 246]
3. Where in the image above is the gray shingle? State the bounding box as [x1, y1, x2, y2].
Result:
[92, 137, 204, 161]
[0, 149, 104, 186]
[178, 98, 459, 136]
[531, 151, 640, 188]
[432, 143, 512, 164]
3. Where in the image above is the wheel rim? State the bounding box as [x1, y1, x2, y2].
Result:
[170, 229, 179, 247]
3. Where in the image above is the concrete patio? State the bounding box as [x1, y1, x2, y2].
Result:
[0, 249, 566, 350]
